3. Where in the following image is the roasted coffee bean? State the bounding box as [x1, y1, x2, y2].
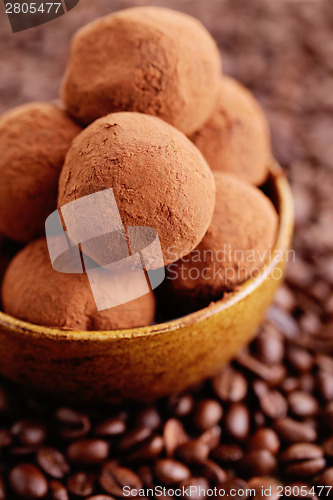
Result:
[168, 394, 194, 418]
[300, 312, 321, 335]
[11, 420, 46, 447]
[212, 444, 244, 466]
[267, 306, 300, 340]
[273, 417, 317, 443]
[248, 428, 280, 455]
[179, 477, 209, 500]
[220, 478, 249, 499]
[200, 459, 227, 484]
[310, 280, 330, 302]
[95, 417, 126, 437]
[317, 467, 333, 486]
[49, 480, 69, 500]
[237, 352, 286, 385]
[67, 439, 109, 465]
[154, 459, 190, 486]
[163, 419, 188, 457]
[240, 449, 277, 477]
[224, 403, 250, 441]
[99, 462, 142, 496]
[212, 367, 248, 402]
[55, 408, 91, 439]
[247, 477, 280, 500]
[9, 464, 48, 498]
[288, 391, 319, 418]
[298, 373, 315, 393]
[127, 435, 164, 462]
[175, 440, 209, 464]
[37, 447, 70, 479]
[281, 377, 300, 394]
[67, 472, 95, 497]
[274, 285, 296, 312]
[253, 381, 288, 419]
[193, 400, 223, 431]
[253, 411, 266, 428]
[137, 466, 154, 489]
[280, 443, 326, 478]
[119, 425, 152, 452]
[255, 330, 285, 365]
[136, 407, 162, 430]
[315, 354, 333, 373]
[198, 425, 221, 450]
[286, 346, 313, 372]
[247, 477, 281, 500]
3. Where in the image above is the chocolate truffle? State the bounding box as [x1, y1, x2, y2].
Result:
[1, 239, 156, 330]
[61, 6, 222, 134]
[58, 112, 216, 267]
[0, 103, 81, 242]
[189, 77, 271, 186]
[165, 172, 278, 309]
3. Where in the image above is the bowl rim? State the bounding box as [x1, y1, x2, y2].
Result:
[0, 160, 294, 341]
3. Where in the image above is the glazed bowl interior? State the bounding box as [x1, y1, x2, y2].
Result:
[0, 160, 294, 402]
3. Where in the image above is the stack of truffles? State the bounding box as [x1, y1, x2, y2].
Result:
[0, 7, 278, 331]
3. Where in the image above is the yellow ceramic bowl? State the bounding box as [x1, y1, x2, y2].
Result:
[0, 161, 294, 403]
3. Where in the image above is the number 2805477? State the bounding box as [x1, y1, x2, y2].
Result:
[5, 2, 62, 14]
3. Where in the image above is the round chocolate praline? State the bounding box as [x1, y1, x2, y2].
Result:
[2, 239, 156, 330]
[0, 103, 81, 242]
[57, 112, 216, 268]
[164, 172, 278, 310]
[189, 77, 271, 186]
[61, 6, 222, 135]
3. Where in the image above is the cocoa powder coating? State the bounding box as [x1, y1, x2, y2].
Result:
[165, 172, 278, 309]
[1, 239, 156, 330]
[61, 6, 222, 134]
[58, 112, 216, 267]
[0, 103, 81, 242]
[189, 77, 271, 186]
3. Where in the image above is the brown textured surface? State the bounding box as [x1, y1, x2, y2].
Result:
[60, 6, 222, 134]
[0, 103, 81, 242]
[189, 77, 271, 186]
[1, 238, 156, 330]
[58, 112, 216, 267]
[164, 172, 278, 311]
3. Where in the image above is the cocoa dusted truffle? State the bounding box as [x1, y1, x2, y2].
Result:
[164, 172, 278, 310]
[58, 112, 216, 267]
[61, 6, 222, 134]
[0, 103, 81, 242]
[1, 239, 156, 330]
[189, 77, 271, 186]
